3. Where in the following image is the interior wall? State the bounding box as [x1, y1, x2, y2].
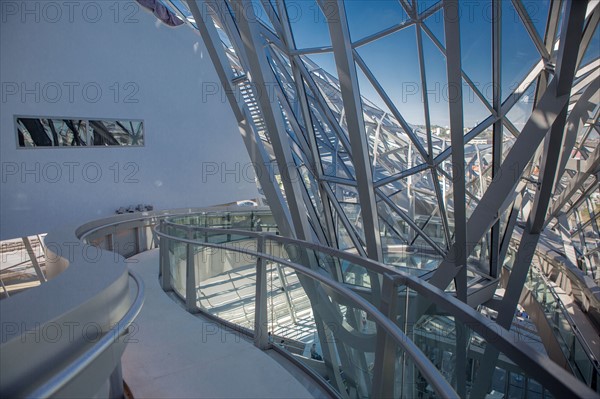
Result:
[0, 1, 257, 239]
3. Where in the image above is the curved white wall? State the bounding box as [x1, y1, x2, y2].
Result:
[0, 1, 257, 239]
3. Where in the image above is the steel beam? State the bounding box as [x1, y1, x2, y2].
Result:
[428, 73, 587, 292]
[443, 0, 467, 306]
[442, 3, 467, 395]
[489, 0, 503, 279]
[235, 0, 314, 241]
[273, 2, 338, 248]
[159, 221, 172, 291]
[498, 191, 525, 268]
[186, 0, 295, 238]
[547, 80, 600, 221]
[371, 275, 399, 398]
[471, 2, 588, 395]
[578, 6, 600, 66]
[321, 0, 382, 261]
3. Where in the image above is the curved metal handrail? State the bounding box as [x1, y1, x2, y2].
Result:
[28, 270, 145, 398]
[154, 224, 597, 398]
[71, 209, 597, 397]
[154, 227, 457, 398]
[77, 206, 272, 240]
[162, 217, 447, 277]
[162, 218, 402, 276]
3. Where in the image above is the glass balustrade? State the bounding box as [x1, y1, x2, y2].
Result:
[525, 264, 600, 390]
[154, 211, 596, 399]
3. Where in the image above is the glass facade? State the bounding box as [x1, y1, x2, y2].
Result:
[147, 0, 600, 396]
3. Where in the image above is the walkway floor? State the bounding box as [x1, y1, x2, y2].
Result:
[122, 249, 316, 399]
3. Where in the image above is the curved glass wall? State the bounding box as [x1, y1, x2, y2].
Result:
[141, 0, 600, 396]
[151, 0, 598, 314]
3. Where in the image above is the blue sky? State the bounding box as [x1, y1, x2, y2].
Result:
[282, 0, 552, 128]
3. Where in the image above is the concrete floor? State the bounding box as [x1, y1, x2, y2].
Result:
[122, 249, 318, 399]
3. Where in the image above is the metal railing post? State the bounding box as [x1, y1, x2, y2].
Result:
[159, 220, 172, 291]
[185, 228, 198, 312]
[226, 213, 231, 242]
[372, 274, 400, 398]
[254, 234, 269, 349]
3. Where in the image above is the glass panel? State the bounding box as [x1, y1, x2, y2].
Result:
[525, 264, 599, 387]
[157, 211, 597, 398]
[522, 0, 551, 39]
[326, 182, 366, 244]
[491, 366, 507, 395]
[422, 30, 450, 157]
[194, 244, 257, 331]
[333, 209, 360, 252]
[265, 261, 382, 398]
[527, 378, 544, 399]
[501, 0, 540, 101]
[265, 262, 315, 345]
[88, 234, 110, 251]
[423, 7, 445, 46]
[344, 1, 409, 42]
[169, 239, 187, 299]
[501, 121, 518, 163]
[249, 0, 275, 32]
[356, 26, 426, 131]
[402, 279, 567, 398]
[285, 0, 332, 50]
[298, 164, 324, 221]
[505, 80, 537, 133]
[467, 234, 488, 275]
[463, 80, 492, 133]
[459, 0, 492, 105]
[354, 66, 428, 174]
[436, 160, 456, 240]
[170, 211, 277, 235]
[508, 371, 526, 398]
[580, 22, 600, 68]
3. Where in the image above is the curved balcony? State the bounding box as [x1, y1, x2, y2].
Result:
[153, 210, 597, 399]
[1, 207, 597, 398]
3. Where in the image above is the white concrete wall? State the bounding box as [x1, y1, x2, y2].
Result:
[0, 1, 257, 239]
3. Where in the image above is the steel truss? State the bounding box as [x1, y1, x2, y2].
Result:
[154, 0, 599, 395]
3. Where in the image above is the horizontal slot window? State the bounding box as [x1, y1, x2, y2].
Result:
[16, 117, 144, 148]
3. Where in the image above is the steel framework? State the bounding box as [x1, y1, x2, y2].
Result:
[150, 0, 599, 395]
[165, 0, 599, 297]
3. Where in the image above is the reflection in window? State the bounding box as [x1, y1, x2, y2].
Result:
[16, 117, 144, 147]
